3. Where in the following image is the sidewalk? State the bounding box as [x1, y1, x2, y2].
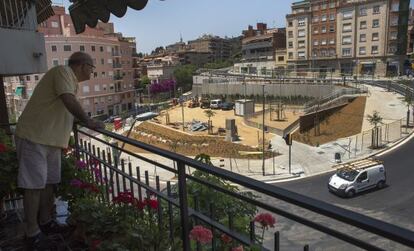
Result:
[88, 84, 412, 185]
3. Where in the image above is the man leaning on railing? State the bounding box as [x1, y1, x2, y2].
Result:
[14, 52, 104, 250]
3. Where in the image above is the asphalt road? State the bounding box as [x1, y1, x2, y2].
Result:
[263, 137, 414, 250]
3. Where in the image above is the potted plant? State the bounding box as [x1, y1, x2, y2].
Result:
[0, 129, 19, 219]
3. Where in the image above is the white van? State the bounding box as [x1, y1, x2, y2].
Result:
[328, 158, 386, 197]
[210, 99, 222, 109]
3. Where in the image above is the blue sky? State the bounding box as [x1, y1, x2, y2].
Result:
[59, 0, 296, 53]
[59, 0, 413, 54]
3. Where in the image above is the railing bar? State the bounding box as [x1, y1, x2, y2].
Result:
[102, 149, 110, 203]
[209, 203, 216, 251]
[177, 161, 190, 251]
[167, 182, 174, 243]
[121, 159, 127, 192]
[144, 170, 150, 199]
[274, 231, 280, 251]
[76, 129, 177, 174]
[107, 150, 115, 200]
[115, 158, 121, 195]
[97, 147, 104, 202]
[249, 221, 255, 244]
[156, 176, 163, 231]
[136, 166, 142, 201]
[128, 163, 134, 198]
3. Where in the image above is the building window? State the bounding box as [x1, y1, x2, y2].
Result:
[94, 85, 100, 92]
[342, 48, 351, 57]
[321, 39, 327, 45]
[298, 40, 305, 48]
[288, 31, 293, 38]
[321, 3, 327, 10]
[360, 21, 367, 29]
[329, 24, 335, 32]
[321, 26, 327, 33]
[313, 27, 319, 34]
[288, 41, 293, 48]
[91, 46, 95, 52]
[52, 59, 59, 66]
[373, 5, 380, 14]
[103, 84, 107, 91]
[288, 21, 293, 27]
[329, 48, 336, 56]
[329, 13, 335, 21]
[298, 51, 306, 58]
[64, 59, 68, 65]
[372, 19, 379, 28]
[288, 52, 293, 59]
[313, 40, 319, 46]
[83, 99, 90, 106]
[51, 21, 59, 28]
[101, 58, 104, 65]
[321, 14, 327, 22]
[342, 36, 352, 45]
[329, 39, 335, 45]
[372, 33, 379, 41]
[26, 76, 30, 81]
[80, 45, 85, 51]
[93, 72, 97, 78]
[360, 34, 366, 42]
[82, 85, 90, 93]
[298, 18, 305, 26]
[388, 45, 397, 53]
[391, 16, 399, 26]
[278, 56, 284, 62]
[62, 45, 71, 52]
[329, 2, 335, 8]
[298, 29, 306, 37]
[100, 46, 104, 52]
[371, 46, 379, 54]
[312, 50, 318, 57]
[343, 23, 352, 32]
[391, 3, 399, 12]
[312, 16, 319, 23]
[359, 7, 367, 16]
[390, 31, 398, 40]
[51, 45, 57, 52]
[107, 58, 113, 64]
[101, 72, 106, 77]
[34, 75, 39, 81]
[359, 47, 366, 55]
[343, 10, 353, 20]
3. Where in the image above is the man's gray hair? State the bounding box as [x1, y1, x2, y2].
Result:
[68, 52, 93, 66]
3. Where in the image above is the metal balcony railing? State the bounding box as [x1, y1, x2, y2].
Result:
[72, 124, 414, 251]
[112, 51, 121, 57]
[113, 74, 123, 80]
[113, 63, 122, 69]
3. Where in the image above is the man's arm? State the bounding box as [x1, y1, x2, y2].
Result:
[60, 93, 104, 129]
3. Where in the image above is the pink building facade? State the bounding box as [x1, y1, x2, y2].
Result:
[37, 6, 138, 117]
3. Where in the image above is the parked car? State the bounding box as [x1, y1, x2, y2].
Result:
[210, 99, 222, 109]
[219, 102, 234, 110]
[328, 158, 386, 198]
[200, 98, 210, 109]
[135, 112, 159, 121]
[103, 116, 118, 123]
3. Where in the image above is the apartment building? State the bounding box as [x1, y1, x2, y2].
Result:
[188, 34, 231, 62]
[234, 23, 286, 74]
[286, 1, 312, 71]
[5, 6, 139, 118]
[287, 0, 410, 77]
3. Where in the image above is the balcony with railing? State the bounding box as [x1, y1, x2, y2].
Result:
[2, 123, 414, 250]
[113, 74, 123, 81]
[113, 62, 122, 69]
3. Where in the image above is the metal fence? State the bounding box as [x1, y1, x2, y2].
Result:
[0, 0, 38, 30]
[71, 124, 414, 250]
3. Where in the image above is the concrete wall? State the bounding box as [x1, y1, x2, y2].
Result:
[192, 82, 342, 99]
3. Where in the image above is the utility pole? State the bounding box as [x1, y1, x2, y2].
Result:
[262, 84, 266, 176]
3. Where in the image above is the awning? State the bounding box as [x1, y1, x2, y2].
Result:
[69, 0, 149, 34]
[15, 86, 23, 96]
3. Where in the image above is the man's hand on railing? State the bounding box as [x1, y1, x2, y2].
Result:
[85, 119, 105, 130]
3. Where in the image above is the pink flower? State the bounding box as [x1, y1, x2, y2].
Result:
[92, 167, 102, 181]
[232, 245, 244, 251]
[189, 225, 213, 244]
[254, 213, 276, 229]
[220, 233, 232, 244]
[0, 143, 7, 153]
[113, 191, 135, 204]
[76, 160, 87, 169]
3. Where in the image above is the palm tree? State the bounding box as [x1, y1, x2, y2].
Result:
[367, 111, 383, 148]
[204, 109, 216, 134]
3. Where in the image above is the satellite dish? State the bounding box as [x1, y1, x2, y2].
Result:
[127, 0, 148, 10]
[106, 0, 128, 18]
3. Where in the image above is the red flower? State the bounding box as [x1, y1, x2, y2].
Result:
[232, 245, 244, 251]
[133, 198, 146, 210]
[146, 198, 158, 210]
[220, 233, 232, 244]
[189, 225, 213, 244]
[90, 239, 102, 251]
[0, 143, 7, 153]
[89, 158, 100, 167]
[254, 213, 276, 229]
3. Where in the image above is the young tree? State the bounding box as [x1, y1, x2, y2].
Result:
[204, 109, 216, 134]
[367, 110, 383, 148]
[403, 89, 413, 128]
